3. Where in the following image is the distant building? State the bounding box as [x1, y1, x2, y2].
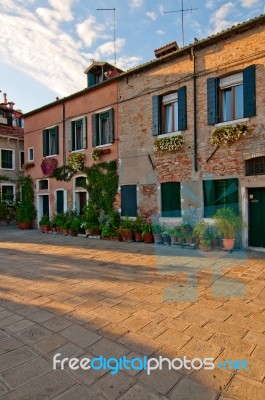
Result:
[0, 93, 24, 207]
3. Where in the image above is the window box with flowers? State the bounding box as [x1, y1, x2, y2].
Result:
[154, 135, 184, 153]
[67, 153, 86, 172]
[211, 123, 252, 147]
[92, 148, 111, 161]
[41, 157, 58, 177]
[22, 162, 35, 171]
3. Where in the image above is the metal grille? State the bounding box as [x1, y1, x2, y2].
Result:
[246, 157, 265, 176]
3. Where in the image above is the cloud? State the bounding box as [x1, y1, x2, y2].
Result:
[130, 0, 144, 9]
[37, 0, 75, 24]
[240, 0, 259, 7]
[157, 30, 165, 35]
[210, 2, 236, 32]
[95, 38, 126, 58]
[76, 16, 110, 48]
[146, 11, 157, 21]
[116, 55, 142, 70]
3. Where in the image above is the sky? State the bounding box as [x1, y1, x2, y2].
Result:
[0, 0, 264, 113]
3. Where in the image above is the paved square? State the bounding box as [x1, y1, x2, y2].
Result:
[0, 227, 265, 399]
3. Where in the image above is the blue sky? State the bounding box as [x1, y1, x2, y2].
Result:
[0, 0, 264, 113]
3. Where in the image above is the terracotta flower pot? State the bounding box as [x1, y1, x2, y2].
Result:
[135, 232, 143, 242]
[153, 233, 163, 244]
[222, 238, 235, 251]
[40, 225, 50, 233]
[18, 222, 31, 230]
[170, 235, 178, 245]
[143, 233, 153, 243]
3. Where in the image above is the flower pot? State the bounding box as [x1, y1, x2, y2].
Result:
[40, 225, 50, 233]
[121, 229, 133, 242]
[178, 237, 184, 244]
[222, 238, 235, 251]
[85, 228, 92, 236]
[71, 232, 78, 237]
[162, 233, 171, 246]
[199, 245, 212, 252]
[102, 236, 110, 240]
[143, 233, 153, 243]
[18, 222, 31, 230]
[62, 229, 69, 236]
[212, 239, 219, 249]
[135, 232, 143, 242]
[170, 234, 178, 245]
[153, 233, 163, 244]
[110, 237, 121, 241]
[185, 237, 193, 244]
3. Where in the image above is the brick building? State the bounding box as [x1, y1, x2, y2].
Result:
[24, 62, 122, 222]
[117, 15, 265, 248]
[0, 93, 24, 205]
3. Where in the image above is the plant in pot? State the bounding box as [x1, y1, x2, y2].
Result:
[39, 214, 50, 233]
[184, 230, 193, 244]
[199, 239, 212, 252]
[193, 220, 207, 248]
[134, 216, 144, 242]
[162, 230, 171, 246]
[214, 208, 241, 251]
[142, 222, 153, 243]
[70, 217, 81, 236]
[167, 229, 178, 245]
[15, 176, 36, 229]
[82, 201, 100, 236]
[101, 225, 111, 240]
[153, 223, 163, 244]
[0, 196, 8, 223]
[181, 223, 193, 235]
[119, 217, 134, 242]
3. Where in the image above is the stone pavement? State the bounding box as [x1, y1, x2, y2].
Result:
[0, 227, 265, 400]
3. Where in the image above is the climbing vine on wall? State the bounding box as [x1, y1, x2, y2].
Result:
[82, 160, 118, 215]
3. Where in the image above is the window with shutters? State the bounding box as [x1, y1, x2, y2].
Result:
[161, 182, 181, 217]
[121, 185, 137, 217]
[0, 149, 14, 169]
[1, 184, 15, 204]
[39, 180, 49, 190]
[203, 178, 239, 217]
[28, 147, 34, 162]
[152, 86, 187, 136]
[207, 65, 256, 125]
[43, 126, 59, 156]
[68, 117, 87, 152]
[92, 109, 114, 147]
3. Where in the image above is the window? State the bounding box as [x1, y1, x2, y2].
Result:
[28, 148, 34, 161]
[19, 151, 24, 170]
[152, 86, 187, 136]
[207, 65, 256, 125]
[56, 190, 65, 213]
[121, 185, 137, 217]
[1, 185, 15, 204]
[68, 118, 87, 151]
[92, 109, 114, 147]
[75, 176, 86, 188]
[1, 149, 14, 169]
[161, 182, 181, 217]
[39, 180, 49, 190]
[203, 178, 239, 217]
[246, 157, 265, 176]
[43, 126, 59, 156]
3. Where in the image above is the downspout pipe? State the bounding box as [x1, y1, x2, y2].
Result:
[62, 101, 66, 166]
[192, 47, 198, 172]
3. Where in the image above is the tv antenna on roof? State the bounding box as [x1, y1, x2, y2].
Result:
[164, 0, 198, 48]
[97, 8, 116, 66]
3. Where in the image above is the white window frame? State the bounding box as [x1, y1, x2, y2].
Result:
[0, 148, 15, 170]
[28, 147, 34, 162]
[71, 117, 84, 151]
[161, 92, 179, 135]
[54, 189, 67, 213]
[44, 125, 58, 156]
[219, 72, 243, 123]
[38, 179, 49, 191]
[0, 183, 16, 204]
[95, 108, 113, 148]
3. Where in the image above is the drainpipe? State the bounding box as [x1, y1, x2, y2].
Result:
[192, 47, 198, 172]
[62, 101, 66, 166]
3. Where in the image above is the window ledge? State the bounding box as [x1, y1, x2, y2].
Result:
[70, 149, 85, 153]
[95, 144, 112, 148]
[158, 131, 183, 139]
[214, 118, 249, 128]
[44, 154, 58, 158]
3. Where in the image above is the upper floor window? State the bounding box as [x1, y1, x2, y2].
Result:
[68, 117, 87, 152]
[92, 109, 114, 147]
[43, 126, 59, 156]
[152, 86, 187, 136]
[39, 179, 49, 190]
[28, 147, 34, 162]
[0, 149, 14, 170]
[19, 151, 24, 170]
[246, 157, 265, 176]
[207, 65, 256, 125]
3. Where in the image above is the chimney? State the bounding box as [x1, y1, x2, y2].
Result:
[3, 93, 7, 104]
[8, 102, 14, 110]
[154, 41, 179, 58]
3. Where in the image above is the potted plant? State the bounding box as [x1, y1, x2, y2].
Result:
[101, 225, 111, 240]
[162, 230, 171, 246]
[199, 239, 212, 252]
[153, 224, 163, 244]
[214, 208, 241, 250]
[39, 214, 50, 233]
[0, 196, 8, 224]
[82, 201, 100, 236]
[134, 216, 144, 242]
[142, 222, 153, 243]
[15, 176, 36, 229]
[184, 231, 193, 244]
[70, 217, 81, 236]
[120, 217, 134, 242]
[167, 229, 178, 245]
[181, 223, 193, 235]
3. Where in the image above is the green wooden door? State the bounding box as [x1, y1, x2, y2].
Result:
[248, 188, 265, 247]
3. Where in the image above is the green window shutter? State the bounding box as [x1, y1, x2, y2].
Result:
[178, 86, 187, 131]
[121, 185, 137, 217]
[43, 129, 48, 157]
[92, 114, 99, 147]
[54, 126, 59, 154]
[68, 122, 72, 151]
[56, 190, 64, 213]
[87, 73, 96, 87]
[243, 64, 256, 118]
[108, 108, 114, 143]
[207, 78, 219, 125]
[224, 178, 239, 215]
[152, 95, 161, 136]
[82, 117, 87, 149]
[161, 182, 181, 217]
[203, 179, 215, 217]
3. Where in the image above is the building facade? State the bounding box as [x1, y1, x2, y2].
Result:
[0, 93, 24, 209]
[117, 15, 265, 247]
[24, 62, 122, 223]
